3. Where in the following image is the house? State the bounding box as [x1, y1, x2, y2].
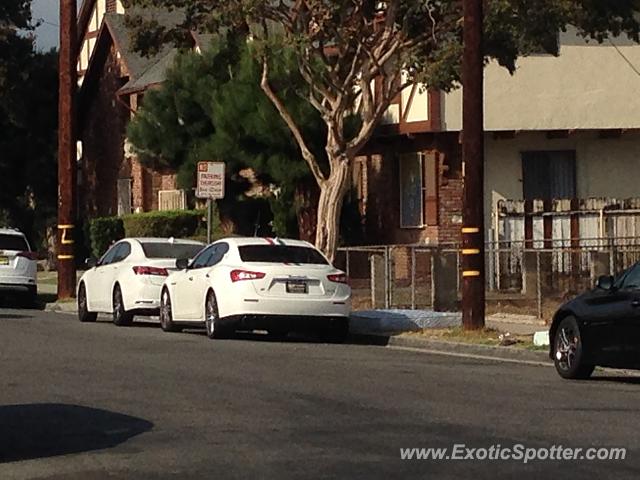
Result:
[76, 0, 188, 219]
[76, 2, 640, 251]
[353, 27, 640, 249]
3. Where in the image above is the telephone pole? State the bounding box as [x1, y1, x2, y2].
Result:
[461, 0, 485, 329]
[57, 0, 77, 299]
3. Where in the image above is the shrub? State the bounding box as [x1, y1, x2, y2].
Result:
[122, 209, 214, 239]
[89, 216, 124, 257]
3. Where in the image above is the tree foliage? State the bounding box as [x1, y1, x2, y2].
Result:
[0, 1, 58, 248]
[127, 38, 333, 237]
[124, 0, 640, 259]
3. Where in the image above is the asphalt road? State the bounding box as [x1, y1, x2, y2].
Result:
[1, 308, 639, 479]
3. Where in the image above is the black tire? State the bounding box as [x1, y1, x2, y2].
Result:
[112, 285, 133, 326]
[323, 317, 349, 344]
[553, 315, 594, 380]
[22, 285, 37, 308]
[78, 283, 97, 322]
[160, 289, 181, 332]
[205, 290, 230, 339]
[267, 327, 289, 341]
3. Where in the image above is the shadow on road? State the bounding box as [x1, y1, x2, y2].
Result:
[589, 376, 640, 385]
[0, 403, 153, 463]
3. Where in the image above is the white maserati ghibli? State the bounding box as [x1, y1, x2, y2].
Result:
[159, 237, 351, 341]
[78, 238, 204, 325]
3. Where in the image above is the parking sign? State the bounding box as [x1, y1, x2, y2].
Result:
[196, 162, 225, 199]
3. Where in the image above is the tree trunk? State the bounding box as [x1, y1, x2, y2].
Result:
[315, 158, 350, 262]
[296, 181, 319, 243]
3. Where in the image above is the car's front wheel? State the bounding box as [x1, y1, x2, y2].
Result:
[78, 282, 97, 322]
[205, 290, 230, 339]
[112, 285, 133, 327]
[160, 289, 181, 333]
[553, 315, 594, 380]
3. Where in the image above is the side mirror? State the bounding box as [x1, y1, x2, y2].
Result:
[596, 275, 614, 290]
[175, 258, 189, 270]
[85, 257, 97, 268]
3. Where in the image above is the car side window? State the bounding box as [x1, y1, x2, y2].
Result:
[112, 242, 131, 263]
[206, 242, 229, 267]
[190, 245, 216, 270]
[99, 244, 120, 266]
[620, 264, 640, 290]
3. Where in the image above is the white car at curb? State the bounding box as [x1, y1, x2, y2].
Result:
[159, 237, 351, 340]
[77, 237, 204, 325]
[0, 228, 38, 305]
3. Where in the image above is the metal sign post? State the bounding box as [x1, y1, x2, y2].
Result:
[196, 162, 225, 244]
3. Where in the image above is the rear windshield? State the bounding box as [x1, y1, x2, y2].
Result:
[0, 234, 29, 251]
[140, 242, 203, 259]
[239, 245, 328, 265]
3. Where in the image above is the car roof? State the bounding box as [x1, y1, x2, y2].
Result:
[0, 228, 25, 236]
[220, 237, 315, 248]
[127, 237, 205, 245]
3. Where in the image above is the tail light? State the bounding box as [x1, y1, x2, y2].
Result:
[17, 251, 38, 261]
[327, 273, 349, 284]
[230, 269, 266, 282]
[132, 266, 169, 276]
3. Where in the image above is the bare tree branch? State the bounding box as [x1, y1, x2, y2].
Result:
[260, 56, 326, 186]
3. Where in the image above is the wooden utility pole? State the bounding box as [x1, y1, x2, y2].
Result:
[461, 0, 485, 329]
[57, 0, 77, 299]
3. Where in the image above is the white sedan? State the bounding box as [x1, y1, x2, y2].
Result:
[160, 237, 351, 340]
[78, 237, 204, 325]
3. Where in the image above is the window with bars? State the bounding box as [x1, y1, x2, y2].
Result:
[522, 150, 576, 200]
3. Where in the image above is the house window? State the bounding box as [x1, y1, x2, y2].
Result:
[399, 153, 424, 228]
[522, 150, 576, 200]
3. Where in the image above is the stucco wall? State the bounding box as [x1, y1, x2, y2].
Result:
[443, 30, 640, 131]
[484, 131, 640, 232]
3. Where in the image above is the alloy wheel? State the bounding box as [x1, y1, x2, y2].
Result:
[555, 325, 579, 371]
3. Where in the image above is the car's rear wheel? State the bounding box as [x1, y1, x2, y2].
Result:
[112, 285, 133, 326]
[78, 283, 97, 322]
[267, 327, 289, 341]
[160, 289, 181, 332]
[553, 315, 594, 379]
[22, 285, 37, 308]
[322, 317, 349, 344]
[205, 291, 230, 339]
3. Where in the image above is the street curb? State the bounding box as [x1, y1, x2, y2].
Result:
[351, 333, 551, 363]
[44, 302, 77, 314]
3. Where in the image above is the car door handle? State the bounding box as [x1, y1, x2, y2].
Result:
[632, 300, 640, 307]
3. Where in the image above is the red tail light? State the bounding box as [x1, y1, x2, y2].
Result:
[132, 266, 169, 276]
[17, 251, 38, 261]
[230, 269, 266, 282]
[327, 273, 349, 284]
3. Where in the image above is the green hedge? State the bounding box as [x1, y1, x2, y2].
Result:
[122, 210, 207, 238]
[88, 216, 124, 257]
[88, 209, 221, 257]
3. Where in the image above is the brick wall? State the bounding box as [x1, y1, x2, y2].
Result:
[354, 132, 463, 246]
[79, 42, 129, 218]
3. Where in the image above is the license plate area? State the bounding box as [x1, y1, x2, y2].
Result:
[0, 256, 8, 266]
[286, 280, 308, 294]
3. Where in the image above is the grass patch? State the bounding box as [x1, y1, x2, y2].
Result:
[407, 326, 538, 349]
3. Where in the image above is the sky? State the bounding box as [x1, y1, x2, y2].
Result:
[31, 0, 83, 51]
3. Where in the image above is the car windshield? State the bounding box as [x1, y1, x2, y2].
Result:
[140, 242, 203, 259]
[238, 245, 328, 265]
[0, 234, 29, 251]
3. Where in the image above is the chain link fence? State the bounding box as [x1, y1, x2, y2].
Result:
[336, 237, 640, 319]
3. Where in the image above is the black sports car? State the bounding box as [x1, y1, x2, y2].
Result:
[550, 266, 640, 379]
